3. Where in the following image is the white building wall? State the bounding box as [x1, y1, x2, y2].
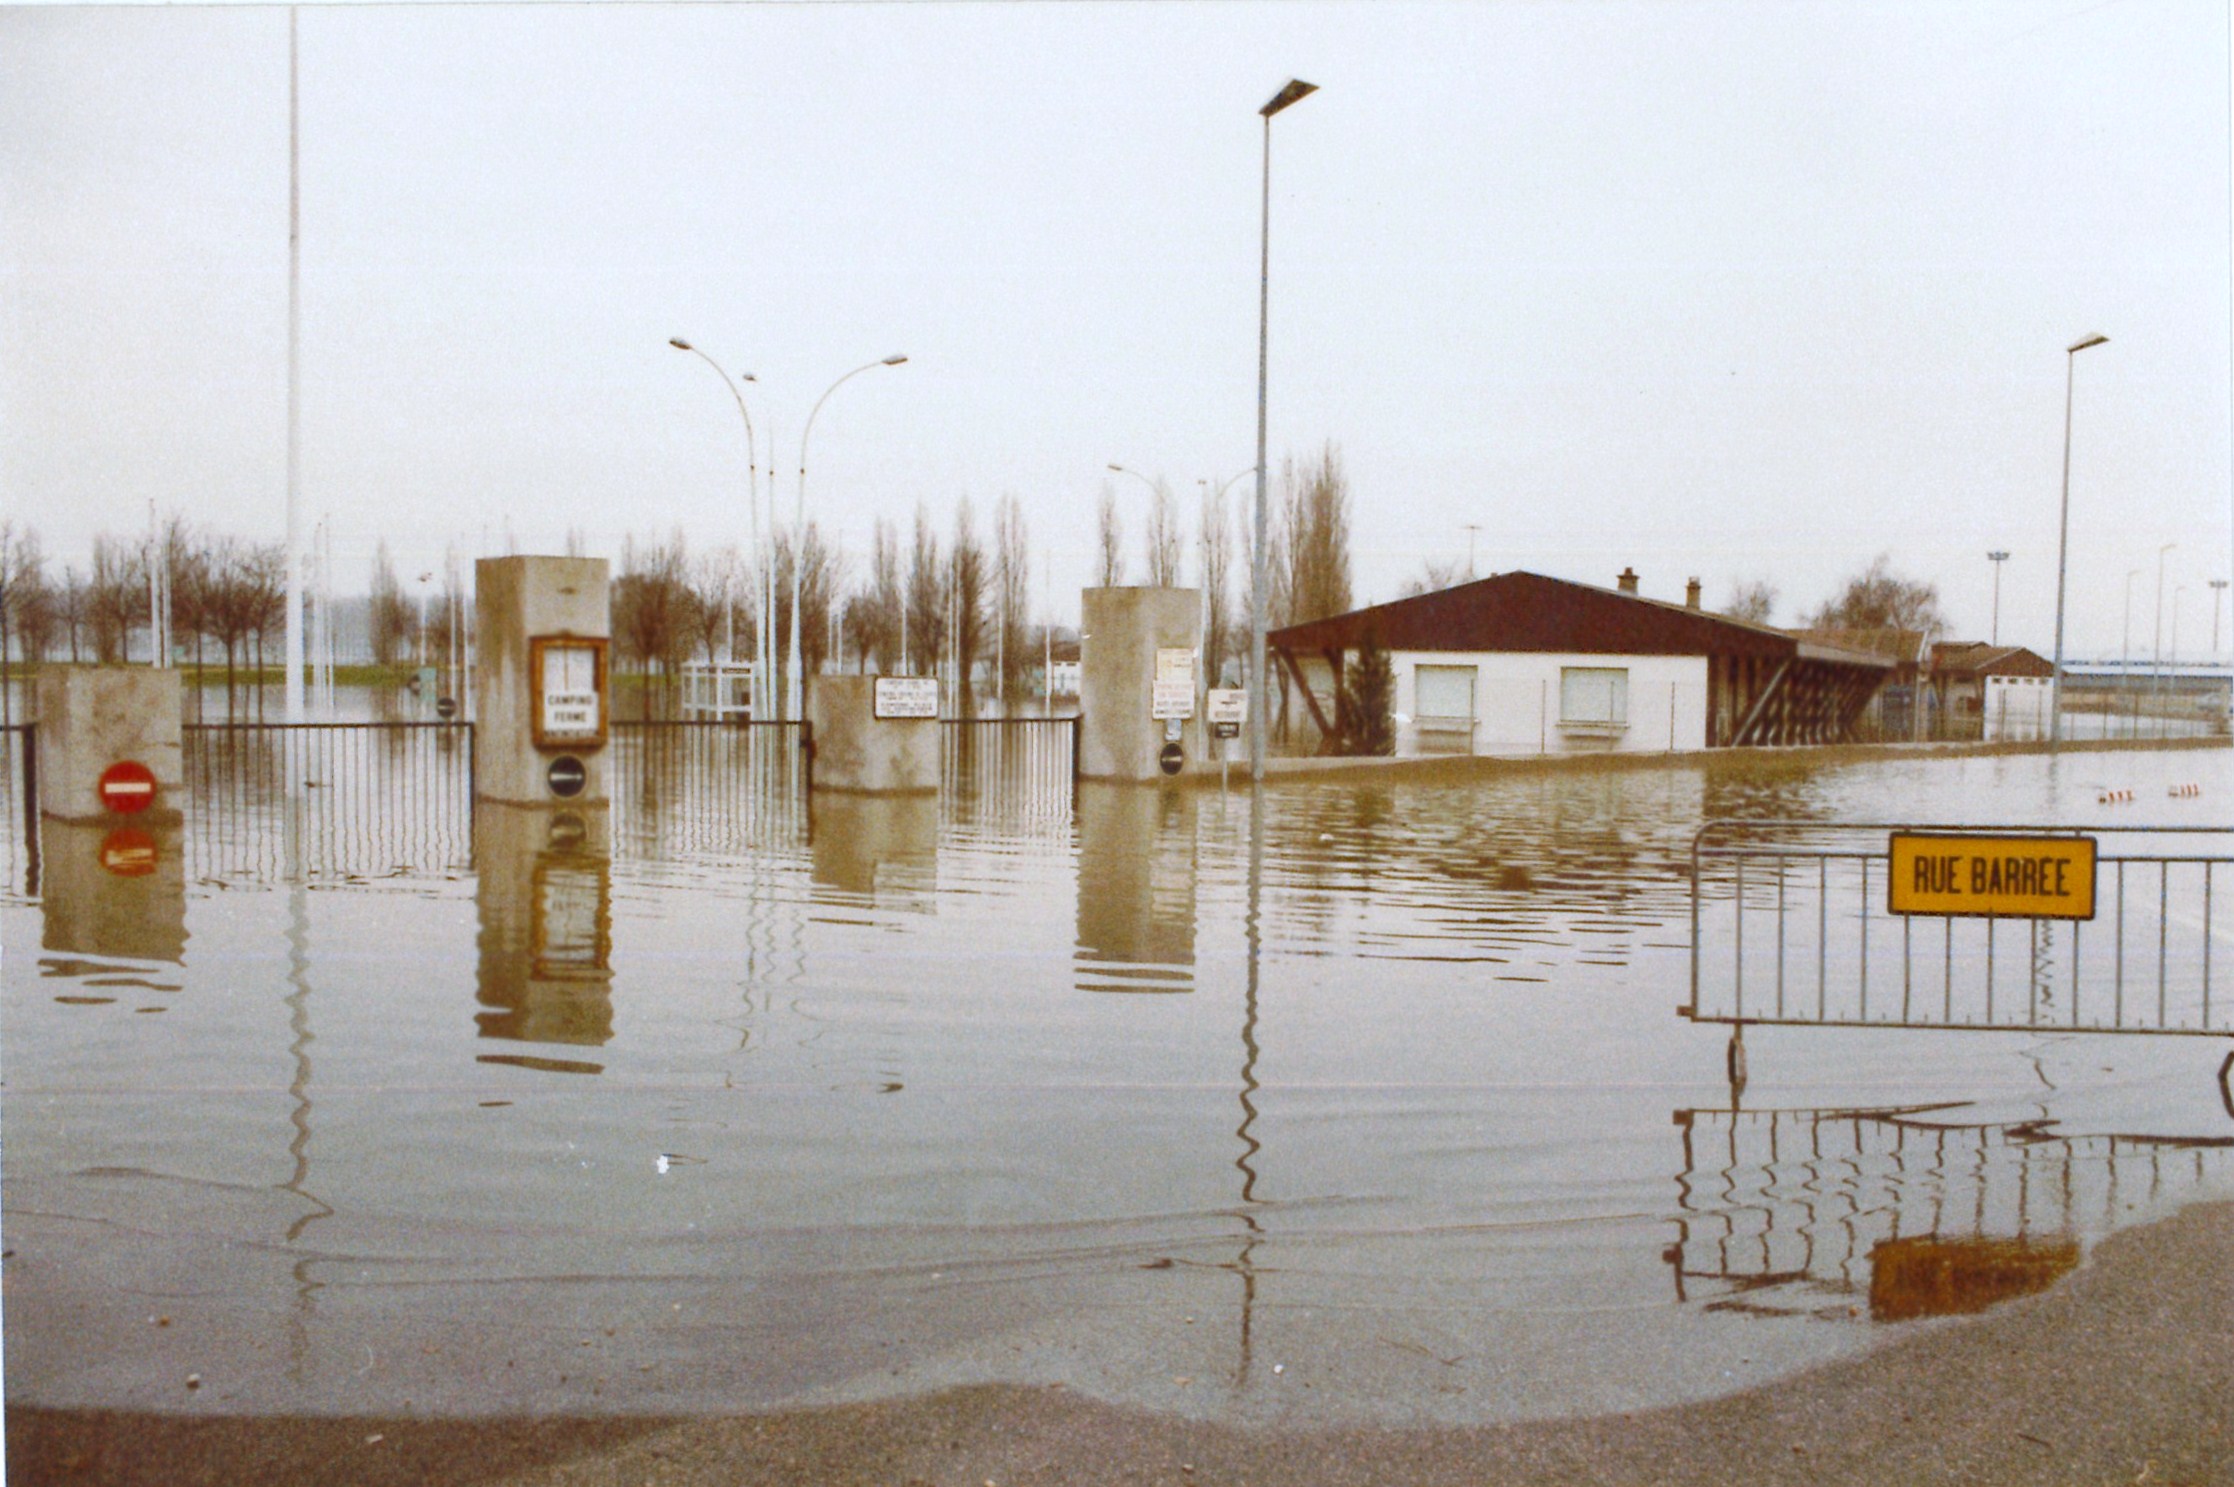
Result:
[1392, 651, 1709, 757]
[1982, 674, 2053, 742]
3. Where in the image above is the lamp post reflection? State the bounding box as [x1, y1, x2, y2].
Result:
[475, 802, 615, 1068]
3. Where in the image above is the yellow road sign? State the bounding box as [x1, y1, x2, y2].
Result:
[1887, 833, 2097, 920]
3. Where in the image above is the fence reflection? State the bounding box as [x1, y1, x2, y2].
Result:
[1666, 1104, 2234, 1320]
[608, 721, 808, 860]
[940, 718, 1076, 832]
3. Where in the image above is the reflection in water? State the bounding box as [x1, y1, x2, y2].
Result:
[1868, 1233, 2080, 1320]
[1667, 1105, 2232, 1321]
[810, 792, 939, 911]
[475, 803, 614, 1050]
[39, 818, 188, 965]
[1232, 787, 1265, 1385]
[1074, 782, 1198, 992]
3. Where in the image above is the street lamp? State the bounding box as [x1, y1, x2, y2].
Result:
[668, 338, 767, 706]
[1250, 77, 1318, 782]
[2211, 578, 2229, 658]
[2153, 541, 2176, 724]
[1986, 551, 2009, 645]
[1107, 463, 1165, 583]
[795, 355, 907, 720]
[2048, 332, 2108, 748]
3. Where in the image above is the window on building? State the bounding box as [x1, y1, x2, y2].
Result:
[1414, 664, 1477, 722]
[1559, 666, 1629, 728]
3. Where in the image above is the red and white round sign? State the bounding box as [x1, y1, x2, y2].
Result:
[97, 760, 158, 815]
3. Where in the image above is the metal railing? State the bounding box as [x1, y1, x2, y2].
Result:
[1689, 820, 2234, 1044]
[1, 722, 36, 896]
[183, 721, 475, 880]
[1666, 1104, 2233, 1319]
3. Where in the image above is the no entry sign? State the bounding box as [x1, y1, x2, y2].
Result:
[97, 760, 158, 815]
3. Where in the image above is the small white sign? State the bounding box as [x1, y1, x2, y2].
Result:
[1206, 688, 1247, 726]
[875, 676, 940, 719]
[1152, 648, 1196, 720]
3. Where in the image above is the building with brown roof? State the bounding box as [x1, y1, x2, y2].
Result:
[1265, 569, 1893, 757]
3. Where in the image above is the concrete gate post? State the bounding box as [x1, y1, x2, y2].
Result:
[35, 666, 184, 824]
[474, 557, 612, 807]
[807, 676, 939, 793]
[1078, 587, 1202, 782]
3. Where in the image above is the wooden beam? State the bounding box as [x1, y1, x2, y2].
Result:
[1730, 659, 1792, 747]
[1277, 645, 1337, 748]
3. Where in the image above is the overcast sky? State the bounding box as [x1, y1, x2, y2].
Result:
[5, 0, 2229, 652]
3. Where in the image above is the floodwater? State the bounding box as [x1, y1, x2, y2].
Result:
[5, 735, 2232, 1429]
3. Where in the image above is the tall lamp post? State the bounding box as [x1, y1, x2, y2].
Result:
[2210, 577, 2229, 658]
[796, 355, 907, 721]
[1986, 551, 2009, 645]
[2048, 332, 2108, 749]
[1107, 463, 1165, 581]
[1249, 78, 1318, 782]
[668, 339, 764, 707]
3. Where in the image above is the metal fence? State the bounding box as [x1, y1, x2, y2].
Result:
[939, 717, 1077, 828]
[1, 723, 36, 896]
[1666, 1104, 2233, 1319]
[183, 721, 475, 880]
[1689, 820, 2234, 1046]
[607, 719, 809, 858]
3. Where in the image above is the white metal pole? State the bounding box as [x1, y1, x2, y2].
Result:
[283, 6, 305, 727]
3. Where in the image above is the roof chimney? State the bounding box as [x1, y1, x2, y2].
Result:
[1616, 566, 1639, 595]
[1685, 577, 1702, 609]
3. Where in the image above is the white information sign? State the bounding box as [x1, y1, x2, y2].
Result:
[1206, 687, 1246, 739]
[875, 676, 940, 719]
[1152, 648, 1197, 720]
[541, 646, 601, 737]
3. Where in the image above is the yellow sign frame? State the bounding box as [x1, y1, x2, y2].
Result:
[1887, 832, 2097, 921]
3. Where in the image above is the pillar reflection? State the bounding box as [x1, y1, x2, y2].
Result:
[1073, 782, 1198, 993]
[474, 802, 614, 1053]
[809, 791, 939, 911]
[39, 817, 188, 964]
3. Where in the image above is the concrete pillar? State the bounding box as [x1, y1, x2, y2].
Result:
[474, 556, 611, 807]
[1079, 587, 1202, 782]
[34, 666, 184, 824]
[807, 675, 939, 793]
[475, 801, 614, 1055]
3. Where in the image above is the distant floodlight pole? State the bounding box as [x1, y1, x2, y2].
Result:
[2049, 332, 2108, 749]
[668, 338, 763, 702]
[1986, 550, 2009, 645]
[1250, 77, 1318, 783]
[2211, 578, 2229, 657]
[796, 355, 907, 720]
[2123, 568, 2140, 672]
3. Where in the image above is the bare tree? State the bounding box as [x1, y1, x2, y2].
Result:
[994, 493, 1030, 705]
[779, 522, 844, 678]
[1095, 484, 1124, 587]
[905, 503, 946, 678]
[1806, 555, 1942, 636]
[1143, 477, 1182, 587]
[1723, 579, 1778, 625]
[1198, 484, 1235, 686]
[368, 541, 413, 667]
[858, 515, 903, 674]
[951, 497, 988, 715]
[56, 566, 87, 662]
[1, 523, 47, 725]
[689, 546, 745, 665]
[86, 534, 146, 664]
[1278, 444, 1353, 627]
[1399, 558, 1469, 599]
[613, 530, 696, 719]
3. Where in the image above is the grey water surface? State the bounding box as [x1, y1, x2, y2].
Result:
[6, 741, 2232, 1426]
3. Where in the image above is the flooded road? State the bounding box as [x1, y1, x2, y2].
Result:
[6, 742, 2232, 1427]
